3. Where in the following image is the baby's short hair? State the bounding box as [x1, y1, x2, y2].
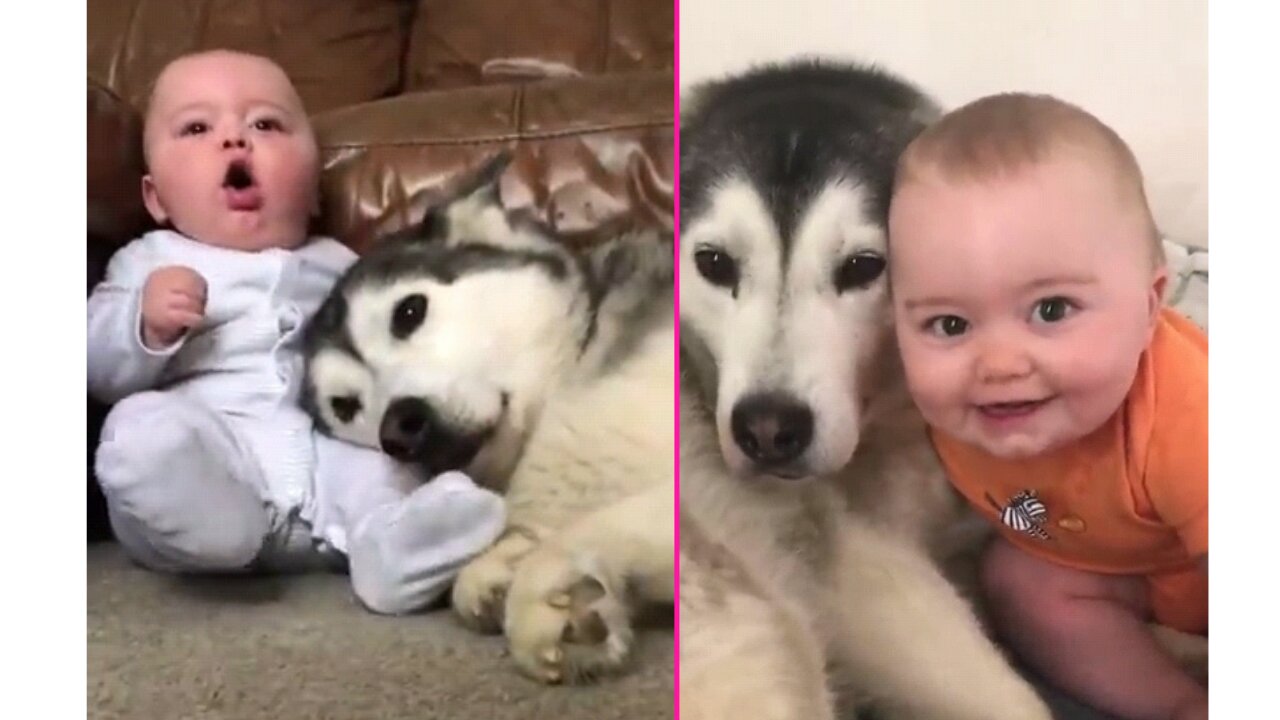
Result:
[895, 93, 1164, 267]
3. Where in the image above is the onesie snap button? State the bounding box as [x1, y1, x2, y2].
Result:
[1057, 516, 1086, 533]
[278, 307, 300, 335]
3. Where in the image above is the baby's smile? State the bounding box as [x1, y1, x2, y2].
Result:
[974, 396, 1057, 431]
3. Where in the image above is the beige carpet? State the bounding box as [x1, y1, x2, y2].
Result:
[88, 544, 674, 720]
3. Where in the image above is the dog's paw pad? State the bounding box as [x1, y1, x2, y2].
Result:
[553, 575, 612, 639]
[560, 609, 609, 644]
[473, 586, 505, 621]
[507, 567, 632, 683]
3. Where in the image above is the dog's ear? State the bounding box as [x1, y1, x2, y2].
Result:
[411, 150, 516, 243]
[416, 205, 450, 243]
[465, 148, 514, 198]
[455, 150, 515, 206]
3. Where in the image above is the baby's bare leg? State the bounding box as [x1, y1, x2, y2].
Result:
[983, 537, 1206, 720]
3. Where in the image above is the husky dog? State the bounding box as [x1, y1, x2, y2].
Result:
[677, 60, 1057, 720]
[302, 157, 675, 683]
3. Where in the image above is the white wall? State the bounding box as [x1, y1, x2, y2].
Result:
[680, 0, 1208, 248]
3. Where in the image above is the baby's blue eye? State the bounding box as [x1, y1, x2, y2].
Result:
[926, 315, 969, 338]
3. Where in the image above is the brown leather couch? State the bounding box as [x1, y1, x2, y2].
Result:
[87, 0, 675, 539]
[87, 3, 674, 717]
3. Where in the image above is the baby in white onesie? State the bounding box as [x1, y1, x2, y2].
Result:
[87, 49, 505, 614]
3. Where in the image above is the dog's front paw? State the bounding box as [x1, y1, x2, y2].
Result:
[503, 547, 632, 684]
[451, 552, 516, 634]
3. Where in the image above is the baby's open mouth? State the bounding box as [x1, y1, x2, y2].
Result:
[977, 398, 1054, 418]
[222, 162, 262, 211]
[223, 161, 254, 190]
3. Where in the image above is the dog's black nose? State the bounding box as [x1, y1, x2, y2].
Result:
[731, 393, 814, 466]
[380, 397, 435, 461]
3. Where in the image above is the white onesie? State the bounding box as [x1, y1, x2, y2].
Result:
[88, 229, 504, 614]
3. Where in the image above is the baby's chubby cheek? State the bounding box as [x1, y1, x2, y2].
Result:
[1055, 365, 1135, 430]
[898, 349, 957, 422]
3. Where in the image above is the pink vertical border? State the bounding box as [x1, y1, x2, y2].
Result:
[671, 1, 682, 717]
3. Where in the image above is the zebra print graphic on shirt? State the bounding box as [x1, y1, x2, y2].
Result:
[986, 489, 1052, 541]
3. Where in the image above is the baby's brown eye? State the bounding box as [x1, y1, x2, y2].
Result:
[927, 315, 969, 337]
[180, 122, 209, 136]
[253, 118, 283, 132]
[1033, 297, 1074, 324]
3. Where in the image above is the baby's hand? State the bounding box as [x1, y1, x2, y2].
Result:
[141, 265, 207, 349]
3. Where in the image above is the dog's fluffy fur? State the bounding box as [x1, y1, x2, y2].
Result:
[303, 160, 674, 683]
[677, 60, 1056, 720]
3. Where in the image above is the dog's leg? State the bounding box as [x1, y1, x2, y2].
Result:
[829, 520, 1053, 720]
[680, 545, 836, 720]
[500, 483, 674, 683]
[451, 528, 540, 633]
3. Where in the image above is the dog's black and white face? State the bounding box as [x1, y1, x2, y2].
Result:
[303, 167, 589, 485]
[679, 60, 938, 480]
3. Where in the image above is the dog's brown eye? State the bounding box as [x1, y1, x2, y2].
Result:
[834, 252, 886, 293]
[694, 247, 739, 289]
[330, 395, 362, 423]
[392, 294, 428, 339]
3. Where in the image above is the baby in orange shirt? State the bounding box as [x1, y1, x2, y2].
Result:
[888, 93, 1207, 720]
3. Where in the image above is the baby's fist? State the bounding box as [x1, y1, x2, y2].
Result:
[141, 265, 207, 349]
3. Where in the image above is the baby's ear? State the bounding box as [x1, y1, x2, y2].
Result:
[1147, 266, 1169, 334]
[141, 175, 169, 225]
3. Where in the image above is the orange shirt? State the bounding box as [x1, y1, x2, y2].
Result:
[931, 308, 1208, 576]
